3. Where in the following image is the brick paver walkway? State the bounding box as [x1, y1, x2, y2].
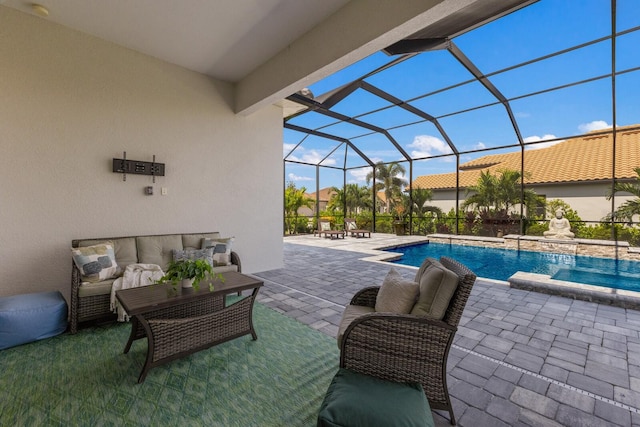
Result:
[253, 235, 640, 426]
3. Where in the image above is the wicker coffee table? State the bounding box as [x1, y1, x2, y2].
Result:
[116, 271, 263, 383]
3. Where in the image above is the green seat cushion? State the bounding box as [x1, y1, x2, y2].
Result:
[317, 368, 434, 427]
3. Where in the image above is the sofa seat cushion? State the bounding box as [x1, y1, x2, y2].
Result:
[337, 304, 374, 348]
[78, 278, 116, 297]
[211, 264, 238, 274]
[317, 368, 434, 427]
[77, 237, 137, 273]
[137, 235, 183, 271]
[411, 258, 458, 319]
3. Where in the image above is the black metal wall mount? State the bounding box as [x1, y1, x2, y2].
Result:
[113, 152, 164, 182]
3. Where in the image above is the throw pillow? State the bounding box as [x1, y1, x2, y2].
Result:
[201, 237, 234, 266]
[172, 247, 214, 267]
[375, 268, 419, 314]
[414, 257, 437, 282]
[411, 260, 459, 319]
[71, 242, 118, 283]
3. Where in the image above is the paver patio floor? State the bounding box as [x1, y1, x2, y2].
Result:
[253, 234, 640, 426]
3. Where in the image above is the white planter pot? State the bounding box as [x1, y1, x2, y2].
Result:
[181, 278, 194, 288]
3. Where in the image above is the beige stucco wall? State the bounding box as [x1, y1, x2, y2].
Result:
[0, 8, 284, 300]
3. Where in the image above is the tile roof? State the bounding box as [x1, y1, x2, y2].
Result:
[306, 187, 336, 202]
[413, 126, 640, 190]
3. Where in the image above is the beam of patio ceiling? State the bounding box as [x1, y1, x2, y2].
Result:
[359, 80, 459, 155]
[447, 42, 524, 145]
[284, 123, 375, 168]
[310, 54, 416, 110]
[286, 93, 412, 162]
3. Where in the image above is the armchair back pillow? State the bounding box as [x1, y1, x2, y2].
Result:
[375, 268, 419, 314]
[411, 258, 458, 319]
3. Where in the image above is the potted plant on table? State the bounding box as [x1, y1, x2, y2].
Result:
[155, 258, 222, 293]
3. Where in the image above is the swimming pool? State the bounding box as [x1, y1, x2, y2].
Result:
[389, 242, 640, 293]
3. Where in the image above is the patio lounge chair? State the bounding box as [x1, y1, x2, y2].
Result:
[344, 218, 370, 238]
[338, 256, 477, 425]
[315, 220, 345, 239]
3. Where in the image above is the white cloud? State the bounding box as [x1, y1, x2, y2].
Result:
[524, 134, 562, 150]
[474, 142, 486, 150]
[288, 173, 312, 181]
[408, 135, 452, 158]
[515, 112, 531, 118]
[523, 134, 556, 143]
[349, 169, 370, 182]
[283, 143, 297, 155]
[578, 120, 611, 133]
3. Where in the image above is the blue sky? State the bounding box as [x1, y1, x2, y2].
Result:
[283, 0, 640, 193]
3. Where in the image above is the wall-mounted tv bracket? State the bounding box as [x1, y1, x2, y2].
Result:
[113, 152, 165, 182]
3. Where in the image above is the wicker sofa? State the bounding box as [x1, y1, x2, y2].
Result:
[70, 231, 241, 334]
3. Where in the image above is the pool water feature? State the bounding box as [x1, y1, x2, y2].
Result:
[389, 242, 640, 293]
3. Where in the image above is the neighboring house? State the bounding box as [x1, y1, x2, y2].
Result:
[412, 126, 640, 222]
[298, 187, 337, 217]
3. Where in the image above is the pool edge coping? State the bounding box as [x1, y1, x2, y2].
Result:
[508, 271, 640, 310]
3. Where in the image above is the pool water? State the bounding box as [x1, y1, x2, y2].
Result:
[389, 242, 640, 292]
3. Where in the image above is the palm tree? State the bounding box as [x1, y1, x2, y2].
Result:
[411, 188, 442, 217]
[328, 184, 374, 216]
[326, 187, 344, 213]
[605, 167, 640, 225]
[410, 187, 442, 235]
[366, 161, 408, 214]
[463, 169, 543, 214]
[462, 170, 497, 214]
[284, 182, 313, 234]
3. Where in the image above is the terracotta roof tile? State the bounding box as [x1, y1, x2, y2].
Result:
[306, 187, 336, 201]
[413, 126, 640, 190]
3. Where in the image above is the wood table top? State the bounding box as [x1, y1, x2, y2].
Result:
[116, 271, 263, 316]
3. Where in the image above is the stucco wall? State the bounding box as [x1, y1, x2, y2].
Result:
[0, 8, 284, 300]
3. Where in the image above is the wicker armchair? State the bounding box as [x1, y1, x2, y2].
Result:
[339, 256, 477, 425]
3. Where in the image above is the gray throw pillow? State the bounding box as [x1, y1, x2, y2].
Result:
[172, 247, 214, 267]
[411, 260, 458, 319]
[414, 257, 437, 282]
[375, 268, 419, 314]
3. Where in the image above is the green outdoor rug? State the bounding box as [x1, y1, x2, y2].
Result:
[0, 301, 339, 426]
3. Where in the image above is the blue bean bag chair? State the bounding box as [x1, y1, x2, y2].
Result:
[0, 291, 68, 350]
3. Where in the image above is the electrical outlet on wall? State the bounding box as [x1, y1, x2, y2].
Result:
[161, 187, 168, 195]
